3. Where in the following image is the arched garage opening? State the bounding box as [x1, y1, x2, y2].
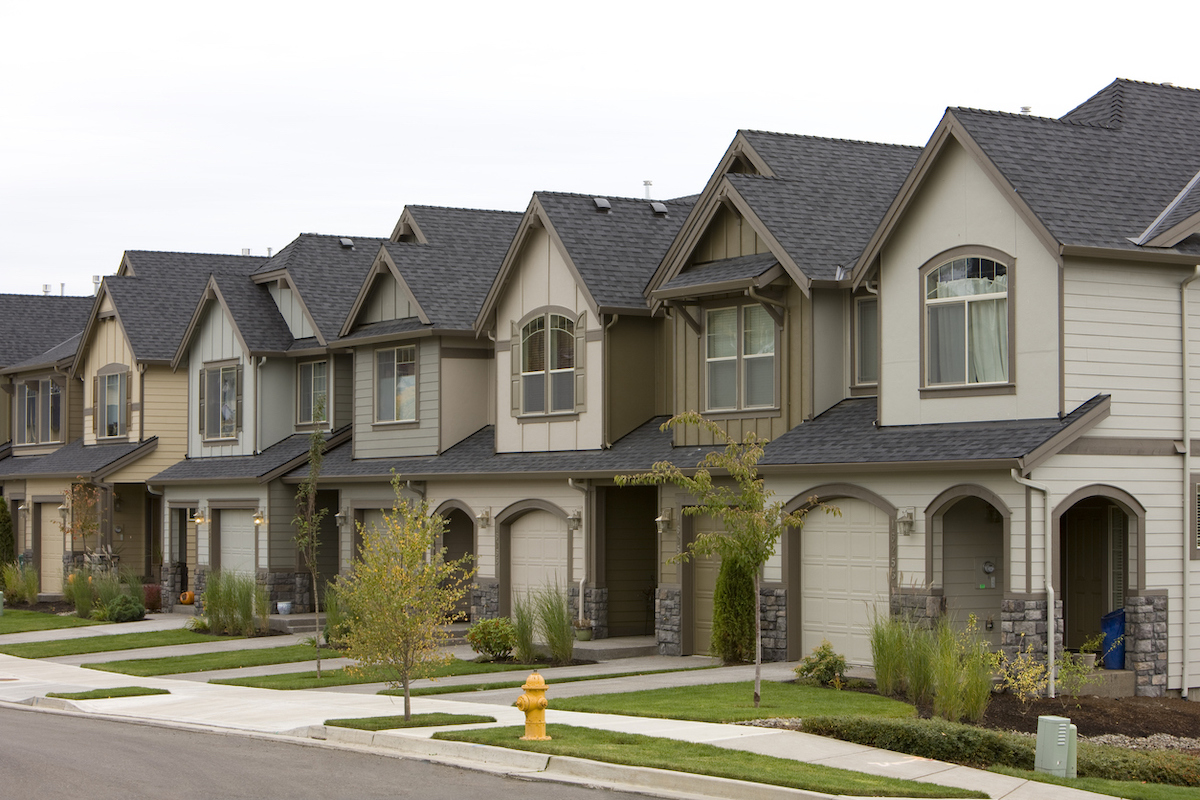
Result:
[496, 500, 569, 617]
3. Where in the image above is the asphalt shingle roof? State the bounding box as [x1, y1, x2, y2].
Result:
[535, 193, 697, 310]
[211, 273, 294, 354]
[951, 79, 1200, 255]
[0, 438, 154, 479]
[658, 253, 778, 293]
[760, 396, 1108, 467]
[2, 333, 82, 374]
[0, 294, 93, 368]
[151, 428, 343, 483]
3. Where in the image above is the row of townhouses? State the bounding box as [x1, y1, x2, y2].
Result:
[1, 79, 1197, 699]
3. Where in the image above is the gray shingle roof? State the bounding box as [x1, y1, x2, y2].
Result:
[335, 317, 432, 344]
[659, 253, 779, 293]
[211, 273, 294, 354]
[253, 234, 387, 341]
[151, 428, 343, 484]
[728, 133, 920, 281]
[760, 395, 1108, 467]
[1, 332, 82, 374]
[0, 438, 155, 480]
[0, 294, 93, 369]
[951, 79, 1200, 255]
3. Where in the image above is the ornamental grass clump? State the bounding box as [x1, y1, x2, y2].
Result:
[869, 612, 908, 697]
[66, 569, 95, 618]
[202, 570, 268, 636]
[533, 580, 574, 666]
[512, 591, 537, 664]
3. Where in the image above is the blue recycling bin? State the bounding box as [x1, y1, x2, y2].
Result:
[1100, 608, 1125, 670]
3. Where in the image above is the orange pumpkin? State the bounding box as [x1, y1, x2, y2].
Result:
[180, 591, 195, 605]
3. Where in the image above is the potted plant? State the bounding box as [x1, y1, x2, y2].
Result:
[573, 617, 593, 641]
[1078, 632, 1104, 669]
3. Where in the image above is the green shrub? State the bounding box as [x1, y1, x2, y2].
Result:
[105, 593, 145, 623]
[322, 581, 351, 648]
[710, 556, 755, 663]
[929, 616, 995, 723]
[92, 570, 125, 612]
[0, 563, 19, 601]
[533, 581, 574, 666]
[0, 497, 14, 564]
[794, 640, 847, 688]
[512, 591, 537, 664]
[905, 623, 935, 706]
[466, 617, 516, 660]
[66, 569, 95, 618]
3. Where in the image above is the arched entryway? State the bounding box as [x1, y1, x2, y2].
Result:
[1054, 486, 1141, 651]
[434, 500, 477, 622]
[496, 500, 569, 617]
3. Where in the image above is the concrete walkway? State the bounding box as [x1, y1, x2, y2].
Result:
[0, 640, 1112, 800]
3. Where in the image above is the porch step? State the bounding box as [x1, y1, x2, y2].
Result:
[1071, 668, 1136, 699]
[266, 613, 469, 645]
[571, 635, 658, 660]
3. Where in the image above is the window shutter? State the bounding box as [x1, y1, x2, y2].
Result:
[122, 373, 131, 436]
[197, 369, 205, 436]
[574, 311, 587, 413]
[235, 364, 244, 432]
[92, 376, 98, 434]
[510, 320, 521, 415]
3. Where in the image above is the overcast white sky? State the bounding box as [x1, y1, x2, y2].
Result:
[2, 0, 1197, 297]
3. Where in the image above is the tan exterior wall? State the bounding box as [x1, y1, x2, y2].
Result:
[607, 315, 658, 443]
[690, 204, 769, 264]
[877, 137, 1060, 425]
[82, 315, 136, 446]
[106, 366, 187, 482]
[440, 345, 490, 452]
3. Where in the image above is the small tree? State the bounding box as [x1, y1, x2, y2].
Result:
[60, 480, 102, 560]
[338, 477, 475, 720]
[0, 496, 14, 564]
[617, 411, 838, 707]
[292, 417, 328, 676]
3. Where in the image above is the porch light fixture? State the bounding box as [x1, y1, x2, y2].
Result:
[567, 509, 582, 531]
[57, 504, 68, 525]
[252, 509, 265, 527]
[654, 507, 674, 535]
[334, 508, 347, 529]
[896, 507, 915, 536]
[191, 508, 206, 526]
[475, 508, 491, 529]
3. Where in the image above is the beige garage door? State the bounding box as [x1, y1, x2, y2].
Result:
[510, 510, 566, 609]
[39, 503, 64, 594]
[219, 510, 256, 574]
[690, 514, 722, 656]
[801, 498, 890, 666]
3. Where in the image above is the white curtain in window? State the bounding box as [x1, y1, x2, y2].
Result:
[968, 297, 1008, 383]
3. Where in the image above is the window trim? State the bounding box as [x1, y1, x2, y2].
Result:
[94, 366, 130, 440]
[702, 302, 780, 414]
[14, 375, 65, 446]
[917, 246, 1016, 395]
[852, 294, 879, 388]
[511, 306, 586, 419]
[296, 359, 329, 427]
[375, 344, 418, 424]
[198, 361, 242, 443]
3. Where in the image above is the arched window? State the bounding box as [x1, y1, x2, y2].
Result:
[924, 256, 1008, 386]
[521, 313, 575, 413]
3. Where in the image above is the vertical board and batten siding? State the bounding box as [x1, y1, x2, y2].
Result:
[258, 359, 293, 450]
[83, 316, 136, 447]
[268, 282, 314, 339]
[333, 354, 353, 429]
[352, 338, 439, 458]
[494, 227, 602, 453]
[335, 483, 402, 573]
[267, 479, 297, 571]
[1063, 260, 1195, 437]
[811, 288, 846, 418]
[669, 282, 804, 446]
[105, 367, 188, 482]
[877, 137, 1059, 426]
[691, 204, 769, 263]
[359, 273, 418, 323]
[606, 316, 658, 444]
[187, 303, 254, 458]
[440, 347, 490, 451]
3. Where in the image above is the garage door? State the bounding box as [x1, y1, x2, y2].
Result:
[510, 511, 566, 609]
[800, 498, 890, 666]
[219, 510, 256, 574]
[690, 514, 722, 656]
[39, 503, 63, 594]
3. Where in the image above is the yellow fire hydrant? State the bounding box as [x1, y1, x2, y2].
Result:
[516, 670, 551, 741]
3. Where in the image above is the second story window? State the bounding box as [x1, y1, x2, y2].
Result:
[297, 360, 328, 425]
[705, 305, 776, 411]
[95, 369, 129, 439]
[199, 363, 242, 440]
[15, 378, 63, 445]
[855, 296, 879, 385]
[924, 256, 1008, 386]
[521, 313, 575, 414]
[376, 346, 416, 423]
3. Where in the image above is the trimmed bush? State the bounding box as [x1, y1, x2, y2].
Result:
[466, 617, 516, 660]
[794, 640, 847, 688]
[105, 593, 145, 623]
[710, 556, 755, 663]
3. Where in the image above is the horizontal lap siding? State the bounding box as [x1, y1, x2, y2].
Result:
[352, 339, 439, 458]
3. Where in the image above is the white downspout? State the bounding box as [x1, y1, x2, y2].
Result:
[1012, 469, 1055, 698]
[1179, 265, 1200, 698]
[569, 478, 589, 625]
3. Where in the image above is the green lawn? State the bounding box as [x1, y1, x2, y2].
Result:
[553, 680, 917, 722]
[0, 609, 103, 635]
[212, 659, 539, 690]
[0, 629, 239, 659]
[46, 686, 169, 700]
[326, 713, 496, 731]
[436, 725, 984, 799]
[990, 765, 1200, 800]
[85, 644, 340, 676]
[377, 665, 722, 698]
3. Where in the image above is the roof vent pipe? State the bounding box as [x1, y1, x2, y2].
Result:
[1020, 106, 1032, 114]
[242, 248, 251, 256]
[643, 180, 653, 200]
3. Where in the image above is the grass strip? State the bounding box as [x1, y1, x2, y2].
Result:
[0, 629, 239, 659]
[436, 725, 984, 799]
[554, 680, 916, 722]
[212, 659, 539, 690]
[990, 765, 1200, 800]
[326, 713, 495, 731]
[84, 644, 339, 676]
[380, 665, 722, 698]
[46, 686, 169, 700]
[0, 610, 103, 635]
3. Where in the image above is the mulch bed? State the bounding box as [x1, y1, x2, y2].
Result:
[978, 691, 1200, 739]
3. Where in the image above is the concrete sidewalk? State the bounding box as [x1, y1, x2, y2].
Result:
[0, 610, 196, 645]
[0, 652, 1109, 800]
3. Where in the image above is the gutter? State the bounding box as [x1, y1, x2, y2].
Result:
[1011, 468, 1055, 698]
[1180, 265, 1200, 699]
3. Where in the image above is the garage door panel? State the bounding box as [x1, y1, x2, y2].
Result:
[510, 511, 566, 607]
[220, 510, 256, 574]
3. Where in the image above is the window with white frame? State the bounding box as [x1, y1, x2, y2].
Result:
[199, 364, 241, 440]
[297, 360, 328, 425]
[376, 346, 416, 422]
[924, 256, 1008, 386]
[95, 371, 129, 438]
[15, 378, 63, 445]
[521, 313, 575, 414]
[705, 304, 776, 411]
[855, 296, 879, 385]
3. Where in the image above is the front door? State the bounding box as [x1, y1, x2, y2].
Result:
[1061, 499, 1125, 650]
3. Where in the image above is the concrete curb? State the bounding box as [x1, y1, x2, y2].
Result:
[319, 725, 551, 771]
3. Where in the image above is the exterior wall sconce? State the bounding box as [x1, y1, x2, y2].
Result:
[334, 508, 347, 529]
[567, 509, 582, 532]
[896, 507, 915, 536]
[191, 508, 207, 526]
[16, 503, 27, 516]
[252, 509, 265, 527]
[475, 508, 491, 529]
[655, 507, 674, 535]
[57, 504, 69, 525]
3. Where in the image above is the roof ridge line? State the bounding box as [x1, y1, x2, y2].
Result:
[739, 129, 921, 152]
